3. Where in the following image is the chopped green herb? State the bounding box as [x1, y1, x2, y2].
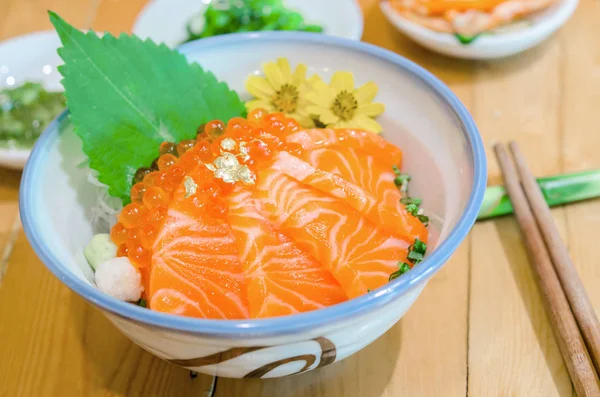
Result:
[407, 250, 424, 263]
[455, 33, 480, 45]
[367, 288, 372, 293]
[408, 238, 427, 265]
[389, 261, 411, 281]
[392, 165, 411, 192]
[392, 165, 427, 225]
[399, 195, 428, 226]
[400, 197, 422, 206]
[399, 262, 411, 273]
[411, 238, 426, 252]
[388, 166, 430, 281]
[137, 299, 147, 308]
[405, 203, 419, 214]
[394, 174, 410, 188]
[416, 214, 430, 227]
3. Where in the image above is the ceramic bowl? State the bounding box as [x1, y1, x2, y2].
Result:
[0, 30, 64, 170]
[20, 32, 486, 379]
[380, 0, 578, 59]
[133, 0, 364, 47]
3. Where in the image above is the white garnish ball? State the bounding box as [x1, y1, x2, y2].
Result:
[94, 257, 142, 302]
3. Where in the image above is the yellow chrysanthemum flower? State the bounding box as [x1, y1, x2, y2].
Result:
[305, 72, 385, 133]
[245, 58, 314, 127]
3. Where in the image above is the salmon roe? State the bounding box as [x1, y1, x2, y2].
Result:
[111, 110, 302, 270]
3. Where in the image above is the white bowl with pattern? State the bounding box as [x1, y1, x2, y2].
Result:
[20, 32, 486, 378]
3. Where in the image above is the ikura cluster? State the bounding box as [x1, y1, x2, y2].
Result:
[109, 109, 303, 272]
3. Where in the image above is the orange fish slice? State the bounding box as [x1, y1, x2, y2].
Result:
[392, 0, 506, 15]
[270, 151, 427, 243]
[227, 187, 348, 318]
[306, 146, 399, 204]
[286, 128, 403, 168]
[255, 170, 410, 298]
[150, 208, 250, 319]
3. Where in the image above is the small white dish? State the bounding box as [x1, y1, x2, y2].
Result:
[380, 0, 578, 59]
[0, 30, 64, 170]
[132, 0, 364, 47]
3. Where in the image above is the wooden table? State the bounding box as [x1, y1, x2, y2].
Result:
[1, 0, 599, 395]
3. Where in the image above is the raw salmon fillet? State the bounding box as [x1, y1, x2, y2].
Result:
[286, 128, 403, 168]
[150, 206, 250, 319]
[306, 146, 399, 204]
[227, 187, 347, 318]
[255, 169, 411, 298]
[270, 151, 428, 242]
[114, 112, 428, 319]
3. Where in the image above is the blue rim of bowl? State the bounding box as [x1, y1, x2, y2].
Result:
[20, 31, 487, 338]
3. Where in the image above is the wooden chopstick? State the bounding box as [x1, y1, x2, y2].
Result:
[494, 143, 600, 396]
[509, 141, 600, 376]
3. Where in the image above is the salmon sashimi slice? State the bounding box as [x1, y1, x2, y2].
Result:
[111, 113, 430, 320]
[306, 146, 399, 202]
[150, 208, 250, 319]
[270, 151, 428, 243]
[307, 146, 407, 218]
[255, 170, 410, 298]
[286, 128, 402, 168]
[227, 187, 347, 318]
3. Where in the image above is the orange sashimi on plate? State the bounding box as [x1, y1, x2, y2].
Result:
[102, 109, 429, 319]
[389, 0, 557, 37]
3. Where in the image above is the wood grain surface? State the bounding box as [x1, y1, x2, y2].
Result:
[1, 0, 599, 395]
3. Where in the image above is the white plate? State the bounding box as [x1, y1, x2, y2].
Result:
[132, 0, 364, 47]
[0, 30, 64, 170]
[380, 0, 578, 59]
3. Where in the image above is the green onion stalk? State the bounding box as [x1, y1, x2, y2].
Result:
[477, 169, 600, 220]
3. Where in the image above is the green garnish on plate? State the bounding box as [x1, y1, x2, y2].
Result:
[184, 0, 323, 43]
[0, 82, 65, 148]
[50, 12, 245, 203]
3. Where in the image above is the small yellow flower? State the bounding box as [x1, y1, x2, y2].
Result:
[305, 72, 385, 133]
[245, 58, 314, 127]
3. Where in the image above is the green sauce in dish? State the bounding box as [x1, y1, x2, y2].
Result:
[184, 0, 323, 43]
[0, 82, 65, 148]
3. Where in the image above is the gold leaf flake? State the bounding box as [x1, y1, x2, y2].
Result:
[237, 165, 256, 185]
[204, 140, 256, 185]
[184, 176, 197, 198]
[214, 152, 239, 169]
[238, 141, 251, 162]
[239, 141, 249, 155]
[220, 138, 236, 151]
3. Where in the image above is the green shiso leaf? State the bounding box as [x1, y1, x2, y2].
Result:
[49, 12, 246, 203]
